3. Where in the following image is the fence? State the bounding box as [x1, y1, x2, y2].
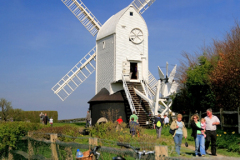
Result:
[1, 132, 187, 160]
[182, 107, 240, 134]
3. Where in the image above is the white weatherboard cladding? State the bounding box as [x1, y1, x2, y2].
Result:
[115, 6, 148, 82]
[96, 35, 115, 94]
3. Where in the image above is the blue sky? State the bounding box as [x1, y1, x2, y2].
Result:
[0, 0, 239, 120]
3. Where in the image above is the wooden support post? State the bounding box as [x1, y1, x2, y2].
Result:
[50, 134, 59, 160]
[89, 138, 98, 146]
[188, 111, 192, 128]
[220, 108, 224, 130]
[28, 132, 34, 160]
[155, 146, 168, 160]
[238, 107, 240, 134]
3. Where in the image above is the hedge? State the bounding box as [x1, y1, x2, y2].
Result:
[18, 111, 58, 123]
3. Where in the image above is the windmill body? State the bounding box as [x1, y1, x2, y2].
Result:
[96, 5, 148, 95]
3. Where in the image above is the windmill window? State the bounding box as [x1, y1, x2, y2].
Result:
[130, 12, 133, 16]
[103, 41, 105, 49]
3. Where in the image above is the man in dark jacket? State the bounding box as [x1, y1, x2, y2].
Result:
[43, 113, 49, 125]
[154, 114, 164, 139]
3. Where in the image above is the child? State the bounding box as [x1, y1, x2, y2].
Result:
[201, 118, 206, 138]
[116, 116, 123, 124]
[50, 117, 53, 127]
[129, 117, 138, 137]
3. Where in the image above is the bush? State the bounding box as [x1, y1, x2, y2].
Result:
[216, 131, 240, 152]
[0, 122, 43, 156]
[33, 126, 81, 142]
[16, 111, 58, 123]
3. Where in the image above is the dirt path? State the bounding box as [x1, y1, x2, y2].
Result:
[181, 144, 224, 157]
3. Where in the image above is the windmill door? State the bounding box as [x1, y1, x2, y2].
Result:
[130, 62, 138, 80]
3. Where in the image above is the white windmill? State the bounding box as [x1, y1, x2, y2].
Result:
[154, 62, 179, 116]
[52, 0, 172, 126]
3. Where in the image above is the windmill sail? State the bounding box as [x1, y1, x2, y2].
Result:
[131, 0, 156, 14]
[62, 0, 102, 36]
[52, 47, 96, 101]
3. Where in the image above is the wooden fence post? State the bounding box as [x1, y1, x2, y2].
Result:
[50, 134, 59, 160]
[89, 138, 98, 146]
[188, 111, 192, 128]
[8, 147, 13, 160]
[28, 132, 34, 160]
[220, 108, 224, 130]
[155, 146, 168, 160]
[238, 107, 240, 134]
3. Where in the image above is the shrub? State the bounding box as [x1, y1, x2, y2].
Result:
[17, 111, 58, 123]
[216, 131, 240, 152]
[0, 122, 43, 156]
[32, 126, 81, 142]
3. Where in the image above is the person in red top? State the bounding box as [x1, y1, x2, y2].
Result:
[116, 116, 123, 124]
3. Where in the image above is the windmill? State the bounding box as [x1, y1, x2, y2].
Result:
[155, 62, 179, 116]
[52, 0, 170, 126]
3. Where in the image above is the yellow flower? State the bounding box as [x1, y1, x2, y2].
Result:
[232, 131, 235, 134]
[217, 134, 219, 136]
[224, 132, 226, 134]
[220, 134, 221, 136]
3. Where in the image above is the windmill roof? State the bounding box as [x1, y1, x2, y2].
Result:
[88, 88, 124, 103]
[96, 6, 130, 40]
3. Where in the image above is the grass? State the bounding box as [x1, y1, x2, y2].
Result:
[29, 122, 240, 158]
[53, 122, 86, 127]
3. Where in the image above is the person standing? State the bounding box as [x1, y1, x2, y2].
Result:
[129, 111, 138, 123]
[129, 117, 139, 137]
[190, 114, 205, 157]
[204, 108, 220, 156]
[50, 117, 53, 127]
[43, 113, 49, 125]
[170, 114, 187, 155]
[164, 114, 169, 125]
[154, 114, 164, 139]
[116, 116, 123, 124]
[86, 110, 91, 128]
[39, 112, 44, 124]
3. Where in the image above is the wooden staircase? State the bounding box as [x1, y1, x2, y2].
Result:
[126, 82, 152, 127]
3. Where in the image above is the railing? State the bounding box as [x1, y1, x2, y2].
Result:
[122, 75, 136, 114]
[52, 47, 96, 101]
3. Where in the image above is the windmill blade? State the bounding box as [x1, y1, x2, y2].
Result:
[168, 65, 177, 84]
[62, 0, 102, 36]
[169, 81, 179, 94]
[158, 66, 164, 79]
[166, 62, 168, 77]
[52, 47, 96, 101]
[131, 0, 156, 14]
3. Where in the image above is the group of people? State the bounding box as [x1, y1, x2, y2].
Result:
[39, 112, 53, 126]
[169, 108, 220, 157]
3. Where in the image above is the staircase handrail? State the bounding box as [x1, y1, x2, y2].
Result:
[122, 75, 136, 114]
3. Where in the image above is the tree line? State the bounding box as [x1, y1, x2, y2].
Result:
[172, 22, 240, 114]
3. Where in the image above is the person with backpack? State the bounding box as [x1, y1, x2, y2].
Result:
[154, 114, 164, 139]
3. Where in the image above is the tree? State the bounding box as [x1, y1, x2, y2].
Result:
[210, 23, 240, 110]
[0, 98, 13, 121]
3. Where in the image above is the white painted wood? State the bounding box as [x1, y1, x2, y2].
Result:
[61, 0, 102, 36]
[96, 6, 148, 95]
[52, 47, 96, 101]
[131, 0, 156, 14]
[96, 35, 115, 94]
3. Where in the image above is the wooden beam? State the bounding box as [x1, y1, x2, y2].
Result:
[50, 134, 59, 160]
